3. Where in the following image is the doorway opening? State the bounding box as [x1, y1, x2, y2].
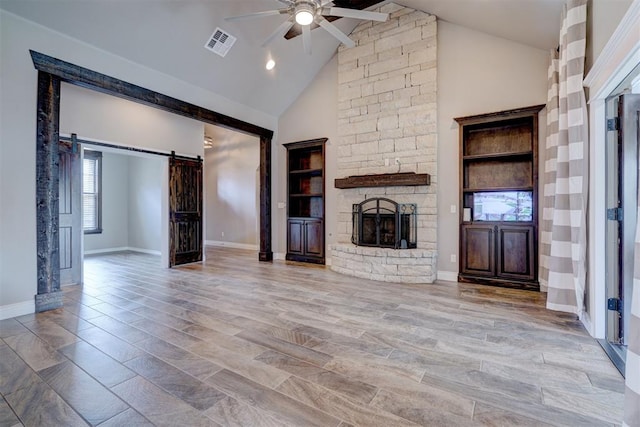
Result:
[31, 51, 273, 313]
[203, 124, 260, 252]
[57, 134, 178, 288]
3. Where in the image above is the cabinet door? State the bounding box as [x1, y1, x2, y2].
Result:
[304, 219, 324, 258]
[496, 225, 534, 280]
[288, 219, 304, 255]
[461, 225, 495, 276]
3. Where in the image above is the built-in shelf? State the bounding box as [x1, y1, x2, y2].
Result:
[462, 151, 533, 161]
[284, 138, 326, 265]
[463, 186, 534, 193]
[334, 172, 431, 189]
[455, 105, 544, 290]
[290, 168, 323, 175]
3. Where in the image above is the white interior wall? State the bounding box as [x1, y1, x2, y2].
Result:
[83, 152, 162, 255]
[586, 0, 634, 73]
[436, 21, 549, 279]
[83, 151, 130, 253]
[277, 56, 339, 261]
[60, 84, 204, 157]
[204, 127, 260, 249]
[128, 155, 163, 253]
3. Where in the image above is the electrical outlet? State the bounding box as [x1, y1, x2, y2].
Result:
[221, 231, 225, 237]
[450, 204, 456, 214]
[450, 254, 457, 263]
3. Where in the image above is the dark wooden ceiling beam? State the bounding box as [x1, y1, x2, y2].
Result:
[30, 50, 273, 139]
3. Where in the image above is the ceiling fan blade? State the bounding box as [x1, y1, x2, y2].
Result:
[225, 9, 287, 22]
[323, 7, 388, 22]
[302, 25, 312, 55]
[317, 16, 355, 48]
[278, 0, 294, 4]
[261, 18, 295, 47]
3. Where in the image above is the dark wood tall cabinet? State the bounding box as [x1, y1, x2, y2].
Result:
[285, 138, 326, 264]
[455, 105, 544, 290]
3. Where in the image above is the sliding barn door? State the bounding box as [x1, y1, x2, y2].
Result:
[169, 157, 203, 267]
[58, 140, 82, 285]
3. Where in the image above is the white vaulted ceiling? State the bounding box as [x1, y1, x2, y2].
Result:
[0, 0, 564, 117]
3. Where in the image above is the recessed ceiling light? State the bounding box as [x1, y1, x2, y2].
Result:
[266, 59, 276, 70]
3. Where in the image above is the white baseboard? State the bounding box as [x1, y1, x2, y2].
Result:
[580, 310, 595, 337]
[205, 240, 258, 251]
[0, 300, 34, 320]
[84, 246, 129, 255]
[437, 270, 458, 282]
[127, 247, 161, 256]
[274, 252, 286, 261]
[84, 247, 160, 256]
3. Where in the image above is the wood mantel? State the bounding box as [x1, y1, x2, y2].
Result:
[334, 172, 431, 189]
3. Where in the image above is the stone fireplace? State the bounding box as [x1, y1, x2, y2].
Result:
[330, 3, 438, 284]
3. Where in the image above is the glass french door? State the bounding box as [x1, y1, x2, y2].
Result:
[604, 93, 640, 374]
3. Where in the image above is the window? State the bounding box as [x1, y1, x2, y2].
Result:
[83, 150, 102, 233]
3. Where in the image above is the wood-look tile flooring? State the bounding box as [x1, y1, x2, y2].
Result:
[0, 247, 625, 426]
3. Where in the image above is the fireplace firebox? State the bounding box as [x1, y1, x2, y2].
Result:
[352, 198, 417, 249]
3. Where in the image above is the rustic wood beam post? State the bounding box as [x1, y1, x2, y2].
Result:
[259, 135, 273, 261]
[35, 71, 63, 312]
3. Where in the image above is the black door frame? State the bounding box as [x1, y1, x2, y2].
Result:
[31, 50, 274, 312]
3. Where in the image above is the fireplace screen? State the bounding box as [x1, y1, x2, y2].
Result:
[352, 198, 417, 249]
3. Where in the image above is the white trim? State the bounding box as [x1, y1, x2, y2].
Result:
[204, 240, 259, 251]
[84, 247, 161, 256]
[84, 246, 129, 255]
[0, 300, 34, 320]
[587, 99, 607, 339]
[127, 247, 162, 256]
[583, 0, 640, 99]
[437, 270, 458, 282]
[274, 252, 286, 261]
[579, 309, 593, 337]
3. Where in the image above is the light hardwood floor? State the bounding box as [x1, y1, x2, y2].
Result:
[0, 247, 625, 426]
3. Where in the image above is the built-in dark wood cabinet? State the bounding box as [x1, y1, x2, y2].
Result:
[285, 138, 326, 264]
[455, 105, 544, 290]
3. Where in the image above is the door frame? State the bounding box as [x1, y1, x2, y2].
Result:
[580, 0, 639, 339]
[30, 50, 274, 312]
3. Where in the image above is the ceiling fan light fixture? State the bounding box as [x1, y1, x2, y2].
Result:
[294, 1, 316, 26]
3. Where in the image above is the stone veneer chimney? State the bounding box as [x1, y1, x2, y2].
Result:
[331, 3, 438, 283]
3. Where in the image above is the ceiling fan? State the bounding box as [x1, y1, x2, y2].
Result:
[225, 0, 389, 54]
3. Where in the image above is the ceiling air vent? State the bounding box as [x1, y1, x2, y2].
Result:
[204, 27, 236, 57]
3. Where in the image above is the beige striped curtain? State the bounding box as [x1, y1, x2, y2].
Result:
[539, 0, 588, 315]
